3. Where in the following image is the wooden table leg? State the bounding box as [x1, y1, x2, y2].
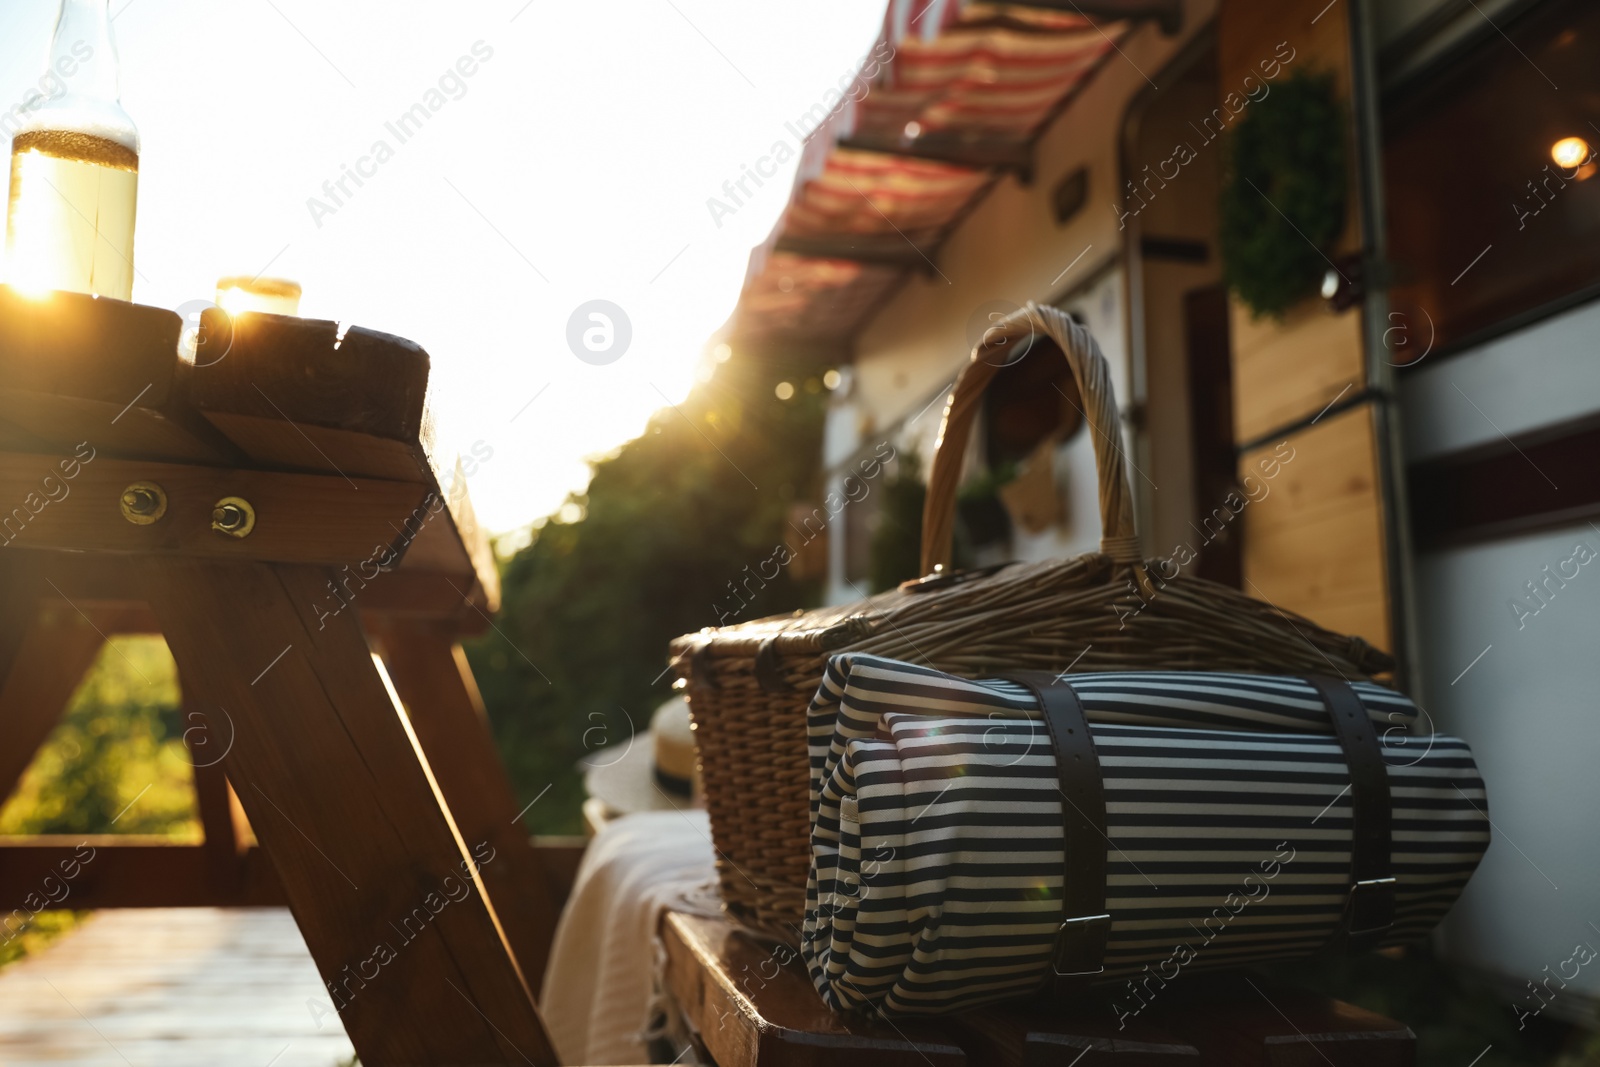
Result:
[145, 558, 556, 1066]
[182, 694, 257, 898]
[371, 618, 564, 988]
[0, 600, 106, 803]
[0, 559, 41, 686]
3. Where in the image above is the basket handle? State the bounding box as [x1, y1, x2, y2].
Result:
[919, 302, 1143, 576]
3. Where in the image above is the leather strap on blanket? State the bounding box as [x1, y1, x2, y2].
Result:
[994, 672, 1110, 986]
[1304, 675, 1396, 952]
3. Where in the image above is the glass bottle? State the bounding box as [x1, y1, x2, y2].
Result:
[4, 0, 140, 301]
[215, 275, 303, 317]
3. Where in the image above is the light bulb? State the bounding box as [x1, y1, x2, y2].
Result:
[1552, 136, 1590, 170]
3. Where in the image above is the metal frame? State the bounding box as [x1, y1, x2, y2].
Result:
[1349, 0, 1422, 697]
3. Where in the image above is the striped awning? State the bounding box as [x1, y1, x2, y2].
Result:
[860, 3, 1122, 141]
[783, 149, 992, 243]
[734, 253, 905, 344]
[725, 1, 1153, 352]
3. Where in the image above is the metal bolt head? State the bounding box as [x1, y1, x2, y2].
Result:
[119, 482, 168, 525]
[211, 496, 256, 538]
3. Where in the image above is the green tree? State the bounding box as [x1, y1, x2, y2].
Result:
[0, 636, 195, 837]
[0, 635, 195, 970]
[468, 357, 827, 834]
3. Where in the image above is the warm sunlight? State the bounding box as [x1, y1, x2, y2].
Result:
[4, 140, 138, 299]
[0, 0, 890, 534]
[214, 275, 301, 316]
[1, 1, 1596, 1064]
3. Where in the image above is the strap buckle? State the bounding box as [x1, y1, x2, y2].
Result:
[1051, 913, 1112, 977]
[1345, 876, 1397, 937]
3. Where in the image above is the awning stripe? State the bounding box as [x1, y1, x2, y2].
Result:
[726, 1, 1136, 347]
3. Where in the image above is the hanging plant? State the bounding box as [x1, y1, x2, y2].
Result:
[1219, 70, 1348, 318]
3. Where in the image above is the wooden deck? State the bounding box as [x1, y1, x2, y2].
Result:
[0, 907, 356, 1066]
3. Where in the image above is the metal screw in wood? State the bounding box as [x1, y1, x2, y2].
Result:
[211, 496, 256, 538]
[119, 482, 167, 524]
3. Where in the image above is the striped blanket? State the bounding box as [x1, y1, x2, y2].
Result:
[802, 654, 1489, 1016]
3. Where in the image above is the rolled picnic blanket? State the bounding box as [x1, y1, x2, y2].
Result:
[801, 653, 1490, 1016]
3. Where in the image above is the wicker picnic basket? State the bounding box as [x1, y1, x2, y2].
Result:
[670, 303, 1391, 940]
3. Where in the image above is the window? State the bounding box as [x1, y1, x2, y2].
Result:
[1384, 0, 1600, 356]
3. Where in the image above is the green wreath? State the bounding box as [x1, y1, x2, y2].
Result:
[1219, 70, 1348, 319]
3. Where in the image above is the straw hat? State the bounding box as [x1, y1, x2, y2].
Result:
[582, 696, 700, 815]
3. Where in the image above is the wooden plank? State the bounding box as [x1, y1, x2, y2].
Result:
[1239, 403, 1391, 652]
[188, 312, 431, 475]
[1218, 0, 1366, 444]
[1153, 974, 1414, 1066]
[1219, 0, 1392, 660]
[0, 393, 235, 466]
[0, 552, 44, 680]
[21, 552, 489, 636]
[76, 588, 489, 637]
[1230, 303, 1363, 444]
[199, 411, 427, 483]
[1218, 0, 1356, 105]
[188, 310, 499, 612]
[0, 838, 284, 908]
[954, 1003, 1199, 1065]
[435, 456, 500, 614]
[0, 288, 181, 406]
[662, 911, 967, 1067]
[0, 907, 356, 1065]
[0, 286, 232, 463]
[143, 558, 555, 1065]
[183, 696, 254, 896]
[80, 603, 157, 635]
[0, 450, 430, 566]
[0, 604, 105, 802]
[371, 618, 564, 987]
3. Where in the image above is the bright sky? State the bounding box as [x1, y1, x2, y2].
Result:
[0, 0, 888, 535]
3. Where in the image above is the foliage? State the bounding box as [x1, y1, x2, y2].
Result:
[1219, 70, 1347, 318]
[956, 460, 1017, 548]
[868, 451, 927, 593]
[868, 450, 1004, 593]
[0, 635, 196, 837]
[0, 911, 85, 970]
[0, 635, 194, 973]
[468, 358, 828, 834]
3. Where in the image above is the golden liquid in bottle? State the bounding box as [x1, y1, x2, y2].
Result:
[5, 129, 138, 300]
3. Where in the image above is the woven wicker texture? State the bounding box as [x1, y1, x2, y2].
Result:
[670, 303, 1391, 940]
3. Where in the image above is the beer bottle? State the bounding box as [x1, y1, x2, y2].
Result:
[5, 0, 140, 301]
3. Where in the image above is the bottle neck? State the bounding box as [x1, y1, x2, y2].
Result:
[17, 0, 138, 153]
[51, 0, 122, 103]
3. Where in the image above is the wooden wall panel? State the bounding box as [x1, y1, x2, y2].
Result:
[1218, 0, 1354, 104]
[1220, 0, 1365, 441]
[1240, 405, 1390, 651]
[1220, 0, 1391, 653]
[1231, 301, 1363, 443]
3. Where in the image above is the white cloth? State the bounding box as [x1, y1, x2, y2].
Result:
[540, 810, 720, 1066]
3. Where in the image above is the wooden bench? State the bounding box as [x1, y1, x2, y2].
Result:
[660, 912, 1415, 1067]
[0, 289, 565, 1064]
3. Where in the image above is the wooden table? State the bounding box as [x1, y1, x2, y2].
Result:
[661, 911, 970, 1067]
[0, 288, 563, 1065]
[661, 912, 1416, 1067]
